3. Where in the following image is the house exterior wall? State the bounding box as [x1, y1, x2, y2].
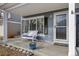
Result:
[22, 14, 53, 43]
[22, 8, 68, 43]
[48, 15, 53, 41]
[44, 14, 53, 43]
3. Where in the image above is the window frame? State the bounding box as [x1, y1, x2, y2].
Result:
[21, 16, 47, 35]
[53, 11, 68, 44]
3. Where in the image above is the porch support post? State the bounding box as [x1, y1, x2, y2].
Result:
[68, 3, 76, 56]
[21, 16, 22, 38]
[2, 11, 8, 43]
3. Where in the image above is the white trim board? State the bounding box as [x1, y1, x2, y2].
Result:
[8, 21, 21, 24]
[22, 16, 44, 20]
[68, 3, 76, 56]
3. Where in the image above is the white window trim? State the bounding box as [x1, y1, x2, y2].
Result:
[53, 11, 69, 44]
[21, 16, 45, 35]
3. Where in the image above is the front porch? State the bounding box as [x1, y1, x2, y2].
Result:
[7, 38, 68, 56]
[0, 3, 76, 56]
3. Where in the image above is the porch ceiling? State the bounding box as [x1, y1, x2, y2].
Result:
[0, 3, 68, 16]
[0, 3, 20, 10]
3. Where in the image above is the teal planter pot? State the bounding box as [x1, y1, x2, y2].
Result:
[29, 42, 36, 50]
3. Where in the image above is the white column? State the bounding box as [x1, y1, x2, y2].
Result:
[68, 3, 76, 56]
[3, 11, 8, 43]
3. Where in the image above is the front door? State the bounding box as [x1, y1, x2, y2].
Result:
[76, 15, 79, 47]
[54, 11, 68, 44]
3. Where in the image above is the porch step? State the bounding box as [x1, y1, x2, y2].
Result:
[54, 43, 68, 47]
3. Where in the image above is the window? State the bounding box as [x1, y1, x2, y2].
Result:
[22, 20, 25, 33]
[30, 19, 36, 30]
[56, 27, 66, 39]
[56, 14, 66, 26]
[44, 17, 48, 35]
[22, 16, 48, 35]
[37, 18, 44, 34]
[56, 14, 67, 39]
[25, 20, 29, 33]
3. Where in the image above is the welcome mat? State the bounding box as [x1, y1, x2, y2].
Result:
[54, 43, 68, 47]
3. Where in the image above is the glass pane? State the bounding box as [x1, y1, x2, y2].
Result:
[22, 20, 25, 33]
[56, 27, 66, 39]
[25, 20, 29, 33]
[30, 19, 36, 30]
[56, 14, 66, 26]
[37, 18, 44, 34]
[44, 17, 48, 35]
[76, 15, 79, 47]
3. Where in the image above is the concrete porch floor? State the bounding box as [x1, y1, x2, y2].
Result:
[7, 38, 68, 56]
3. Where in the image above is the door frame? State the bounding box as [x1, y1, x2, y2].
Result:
[53, 11, 68, 44]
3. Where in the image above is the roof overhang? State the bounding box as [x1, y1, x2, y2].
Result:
[0, 3, 68, 16]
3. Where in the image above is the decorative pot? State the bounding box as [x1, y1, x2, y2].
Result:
[29, 42, 36, 50]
